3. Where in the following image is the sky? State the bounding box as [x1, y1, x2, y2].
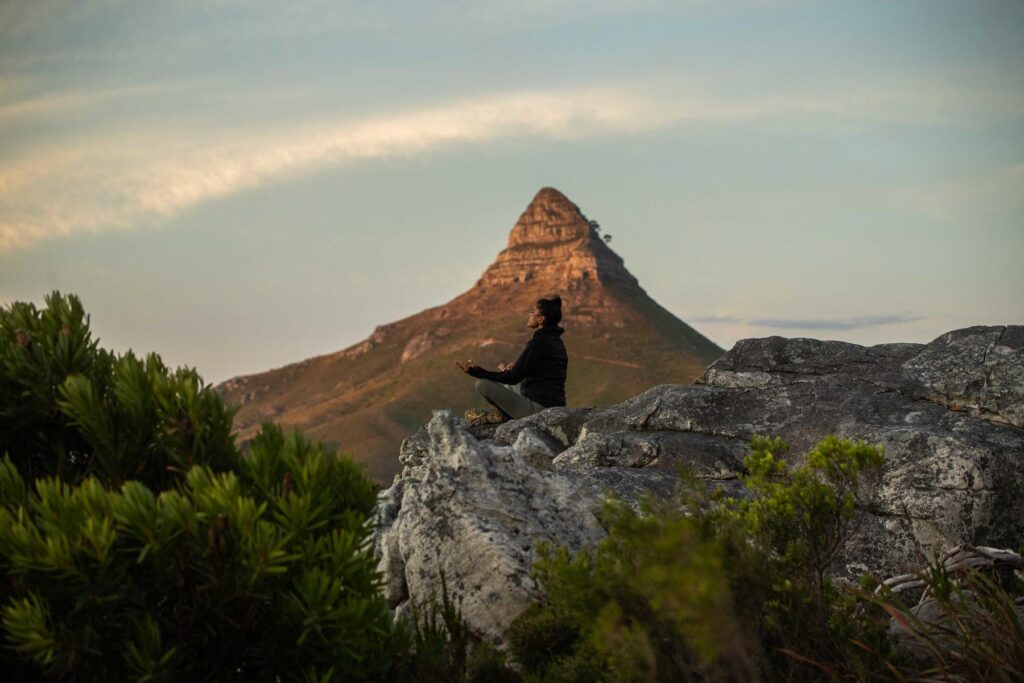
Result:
[1, 0, 1022, 384]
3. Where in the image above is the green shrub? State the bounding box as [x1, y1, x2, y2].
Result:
[717, 435, 888, 676]
[0, 292, 402, 681]
[0, 292, 238, 489]
[466, 643, 522, 683]
[506, 607, 578, 675]
[0, 423, 396, 681]
[509, 435, 890, 682]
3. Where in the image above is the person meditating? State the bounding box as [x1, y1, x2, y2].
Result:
[456, 295, 568, 425]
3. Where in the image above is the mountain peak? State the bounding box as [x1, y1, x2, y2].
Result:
[478, 187, 637, 290]
[219, 186, 724, 482]
[507, 187, 587, 247]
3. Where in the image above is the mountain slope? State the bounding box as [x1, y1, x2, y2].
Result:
[218, 188, 723, 481]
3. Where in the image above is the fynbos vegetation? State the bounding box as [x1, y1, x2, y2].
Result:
[0, 292, 238, 488]
[1, 293, 1020, 681]
[0, 293, 396, 680]
[505, 437, 1023, 681]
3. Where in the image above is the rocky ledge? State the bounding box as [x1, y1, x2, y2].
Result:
[373, 326, 1023, 644]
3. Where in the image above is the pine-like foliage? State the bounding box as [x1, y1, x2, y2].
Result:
[0, 293, 399, 680]
[0, 292, 238, 488]
[0, 423, 394, 681]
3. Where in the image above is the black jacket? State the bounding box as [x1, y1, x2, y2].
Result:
[468, 326, 567, 407]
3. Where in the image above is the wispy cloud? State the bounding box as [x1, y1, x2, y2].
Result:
[750, 314, 926, 331]
[690, 314, 744, 324]
[693, 313, 926, 331]
[132, 88, 664, 217]
[0, 85, 667, 253]
[3, 75, 1023, 254]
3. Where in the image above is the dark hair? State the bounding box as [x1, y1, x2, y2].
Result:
[536, 295, 562, 326]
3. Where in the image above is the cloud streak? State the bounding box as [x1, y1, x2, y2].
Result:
[132, 88, 664, 217]
[1, 85, 667, 253]
[750, 314, 926, 331]
[3, 77, 1023, 253]
[693, 313, 926, 331]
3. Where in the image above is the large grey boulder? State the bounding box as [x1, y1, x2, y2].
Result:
[373, 326, 1024, 641]
[567, 327, 1023, 577]
[373, 411, 605, 644]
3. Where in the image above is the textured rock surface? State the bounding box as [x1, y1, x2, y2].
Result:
[374, 411, 605, 644]
[477, 187, 639, 291]
[374, 326, 1024, 641]
[900, 325, 1024, 428]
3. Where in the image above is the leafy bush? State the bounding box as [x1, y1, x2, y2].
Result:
[0, 423, 396, 681]
[0, 292, 238, 489]
[720, 436, 888, 675]
[508, 435, 890, 682]
[0, 293, 401, 681]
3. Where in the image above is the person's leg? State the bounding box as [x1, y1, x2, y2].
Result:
[475, 379, 544, 419]
[509, 383, 547, 413]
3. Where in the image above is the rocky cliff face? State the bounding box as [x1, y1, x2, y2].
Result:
[477, 187, 639, 291]
[219, 188, 722, 481]
[373, 325, 1024, 644]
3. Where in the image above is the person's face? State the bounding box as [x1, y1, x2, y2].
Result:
[526, 305, 545, 329]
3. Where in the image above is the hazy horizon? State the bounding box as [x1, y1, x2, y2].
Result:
[2, 1, 1022, 383]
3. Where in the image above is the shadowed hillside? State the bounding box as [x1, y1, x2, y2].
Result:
[217, 188, 723, 481]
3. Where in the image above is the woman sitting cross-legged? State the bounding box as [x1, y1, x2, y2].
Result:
[455, 295, 567, 425]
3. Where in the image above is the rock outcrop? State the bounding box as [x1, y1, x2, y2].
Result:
[900, 325, 1024, 429]
[373, 325, 1024, 643]
[374, 412, 605, 644]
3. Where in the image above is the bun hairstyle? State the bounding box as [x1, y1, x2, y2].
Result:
[536, 294, 562, 327]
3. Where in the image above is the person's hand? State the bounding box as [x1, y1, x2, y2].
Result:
[455, 359, 477, 374]
[497, 361, 515, 372]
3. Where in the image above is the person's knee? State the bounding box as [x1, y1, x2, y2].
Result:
[474, 378, 488, 395]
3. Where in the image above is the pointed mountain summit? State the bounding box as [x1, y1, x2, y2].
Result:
[478, 187, 636, 290]
[218, 188, 723, 482]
